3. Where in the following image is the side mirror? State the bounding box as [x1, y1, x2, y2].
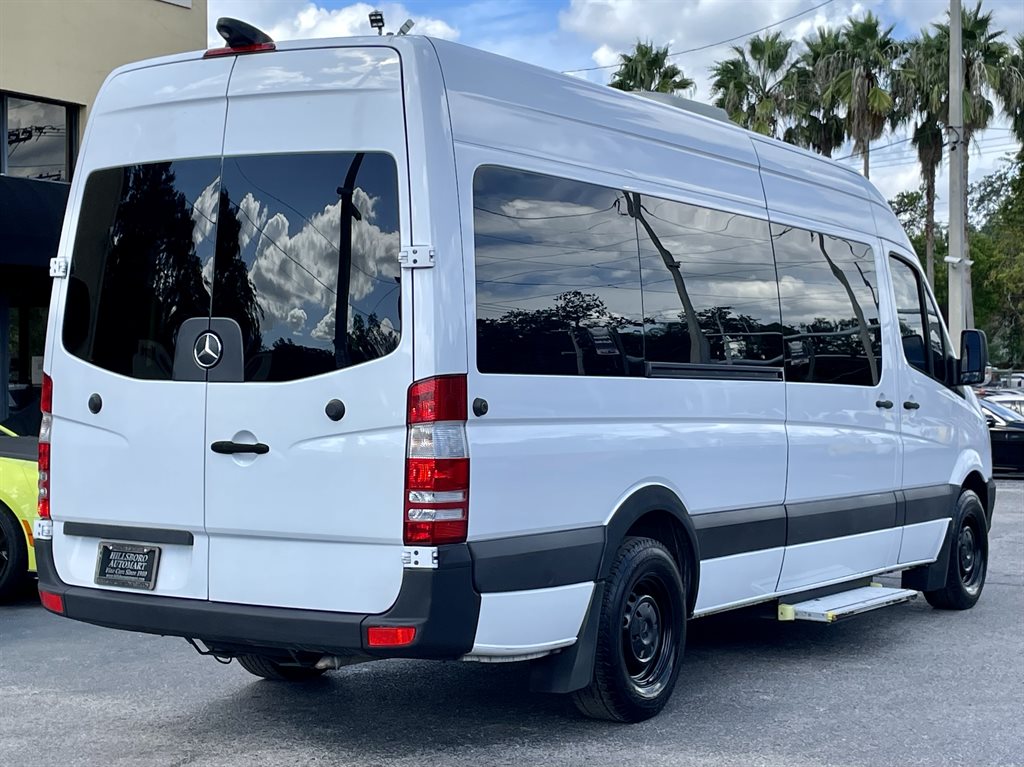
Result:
[959, 329, 988, 385]
[984, 414, 996, 428]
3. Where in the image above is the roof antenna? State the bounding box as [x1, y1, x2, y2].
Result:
[215, 17, 273, 47]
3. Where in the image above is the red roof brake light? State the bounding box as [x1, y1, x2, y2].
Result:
[204, 17, 275, 58]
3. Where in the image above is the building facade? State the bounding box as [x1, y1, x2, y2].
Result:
[0, 0, 207, 427]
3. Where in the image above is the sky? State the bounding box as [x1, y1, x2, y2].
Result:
[206, 0, 1024, 219]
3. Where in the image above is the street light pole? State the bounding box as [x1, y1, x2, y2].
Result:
[947, 0, 967, 338]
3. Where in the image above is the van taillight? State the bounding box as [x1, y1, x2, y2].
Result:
[404, 375, 469, 545]
[38, 372, 52, 520]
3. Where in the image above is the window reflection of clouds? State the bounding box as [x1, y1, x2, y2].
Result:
[214, 153, 401, 381]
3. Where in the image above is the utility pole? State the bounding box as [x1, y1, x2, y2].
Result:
[946, 0, 967, 339]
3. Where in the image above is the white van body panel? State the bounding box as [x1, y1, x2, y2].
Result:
[48, 59, 234, 598]
[204, 47, 412, 612]
[693, 548, 785, 614]
[471, 582, 594, 657]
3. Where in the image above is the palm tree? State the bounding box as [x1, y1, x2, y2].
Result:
[785, 26, 847, 157]
[610, 41, 695, 94]
[995, 34, 1024, 157]
[710, 32, 797, 137]
[823, 12, 902, 178]
[893, 32, 947, 288]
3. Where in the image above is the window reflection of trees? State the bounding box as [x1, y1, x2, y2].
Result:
[775, 227, 883, 386]
[473, 167, 788, 376]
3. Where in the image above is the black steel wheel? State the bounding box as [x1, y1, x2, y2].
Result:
[236, 654, 327, 681]
[924, 490, 988, 610]
[572, 536, 686, 722]
[0, 507, 29, 602]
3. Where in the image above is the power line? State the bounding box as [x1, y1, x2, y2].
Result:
[562, 0, 838, 74]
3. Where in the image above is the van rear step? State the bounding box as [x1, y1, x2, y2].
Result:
[777, 585, 918, 623]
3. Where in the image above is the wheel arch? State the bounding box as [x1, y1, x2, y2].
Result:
[601, 484, 700, 618]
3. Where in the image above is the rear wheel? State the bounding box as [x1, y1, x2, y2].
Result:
[236, 654, 327, 681]
[0, 508, 29, 602]
[572, 536, 686, 722]
[924, 490, 988, 610]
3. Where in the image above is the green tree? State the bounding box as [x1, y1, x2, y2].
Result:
[785, 26, 847, 157]
[823, 12, 901, 178]
[610, 41, 695, 94]
[710, 32, 797, 137]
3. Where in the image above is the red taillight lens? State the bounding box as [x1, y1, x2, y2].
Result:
[38, 372, 52, 520]
[367, 626, 416, 647]
[203, 42, 275, 58]
[39, 589, 64, 614]
[404, 376, 469, 545]
[408, 375, 467, 424]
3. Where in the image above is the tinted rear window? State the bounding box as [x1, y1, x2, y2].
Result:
[63, 153, 401, 381]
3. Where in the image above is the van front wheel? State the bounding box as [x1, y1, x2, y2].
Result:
[572, 536, 686, 722]
[236, 654, 327, 681]
[924, 489, 988, 610]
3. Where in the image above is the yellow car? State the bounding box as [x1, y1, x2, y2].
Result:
[0, 423, 38, 600]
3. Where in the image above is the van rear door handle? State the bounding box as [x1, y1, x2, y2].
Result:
[211, 440, 270, 455]
[903, 401, 920, 410]
[875, 399, 894, 409]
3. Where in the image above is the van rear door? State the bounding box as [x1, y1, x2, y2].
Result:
[203, 48, 412, 613]
[48, 58, 234, 598]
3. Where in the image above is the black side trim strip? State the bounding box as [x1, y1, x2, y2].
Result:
[63, 522, 194, 546]
[646, 362, 783, 381]
[469, 527, 605, 592]
[692, 505, 786, 559]
[786, 491, 897, 546]
[903, 484, 958, 525]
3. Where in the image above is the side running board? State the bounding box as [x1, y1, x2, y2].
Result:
[777, 584, 918, 623]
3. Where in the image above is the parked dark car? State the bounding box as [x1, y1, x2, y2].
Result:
[980, 399, 1024, 477]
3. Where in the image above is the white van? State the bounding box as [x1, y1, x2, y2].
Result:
[35, 21, 996, 722]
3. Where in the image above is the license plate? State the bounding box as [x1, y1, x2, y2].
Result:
[95, 542, 161, 590]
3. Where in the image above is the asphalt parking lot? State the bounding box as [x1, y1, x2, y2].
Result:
[2, 480, 1021, 767]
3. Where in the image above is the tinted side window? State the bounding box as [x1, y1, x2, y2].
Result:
[773, 226, 882, 386]
[474, 167, 644, 376]
[64, 160, 220, 379]
[633, 195, 782, 368]
[889, 255, 944, 380]
[215, 153, 401, 382]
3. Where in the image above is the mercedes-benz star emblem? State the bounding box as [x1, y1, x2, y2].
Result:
[193, 332, 223, 369]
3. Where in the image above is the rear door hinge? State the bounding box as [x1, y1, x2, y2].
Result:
[49, 257, 68, 278]
[399, 245, 435, 269]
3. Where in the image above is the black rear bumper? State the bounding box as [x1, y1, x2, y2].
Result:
[34, 540, 480, 660]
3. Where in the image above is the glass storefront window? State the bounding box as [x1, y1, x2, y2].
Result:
[2, 93, 76, 182]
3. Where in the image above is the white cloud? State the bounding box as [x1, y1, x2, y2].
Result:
[286, 307, 308, 334]
[191, 177, 221, 247]
[208, 1, 458, 46]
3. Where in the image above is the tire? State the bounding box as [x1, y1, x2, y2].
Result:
[924, 490, 988, 610]
[0, 507, 29, 602]
[572, 536, 687, 723]
[236, 654, 327, 681]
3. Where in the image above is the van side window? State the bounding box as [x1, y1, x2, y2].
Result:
[633, 194, 782, 368]
[63, 160, 221, 380]
[772, 226, 883, 386]
[473, 166, 644, 376]
[889, 255, 946, 381]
